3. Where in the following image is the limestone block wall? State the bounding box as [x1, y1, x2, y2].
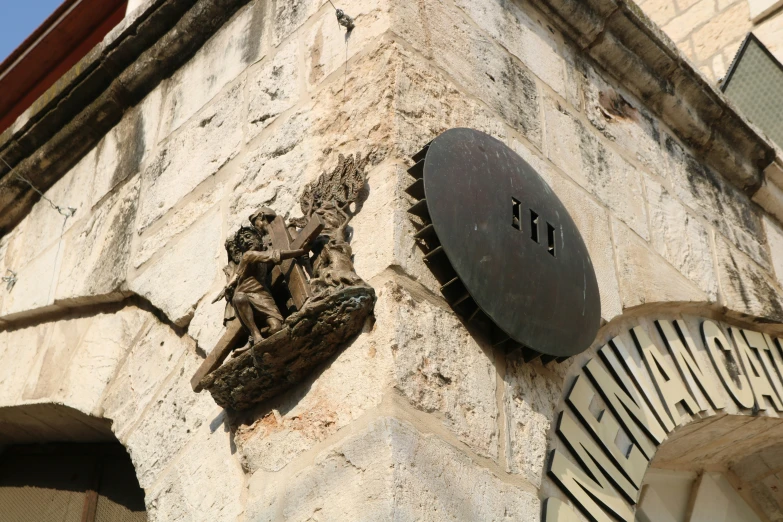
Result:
[0, 0, 783, 520]
[637, 0, 783, 81]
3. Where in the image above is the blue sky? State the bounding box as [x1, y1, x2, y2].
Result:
[0, 1, 64, 63]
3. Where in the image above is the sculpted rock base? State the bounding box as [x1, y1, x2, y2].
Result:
[200, 286, 376, 410]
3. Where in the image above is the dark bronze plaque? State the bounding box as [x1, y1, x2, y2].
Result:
[408, 129, 600, 359]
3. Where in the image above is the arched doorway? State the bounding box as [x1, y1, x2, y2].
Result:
[635, 417, 783, 521]
[638, 468, 761, 522]
[541, 312, 783, 522]
[0, 404, 147, 522]
[637, 412, 783, 522]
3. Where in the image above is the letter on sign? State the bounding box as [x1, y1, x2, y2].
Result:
[588, 353, 667, 458]
[702, 321, 754, 409]
[548, 449, 634, 522]
[656, 320, 725, 411]
[607, 337, 675, 433]
[733, 328, 783, 412]
[633, 326, 702, 424]
[567, 374, 649, 487]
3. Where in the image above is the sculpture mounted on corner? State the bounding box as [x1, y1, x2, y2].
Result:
[191, 153, 376, 411]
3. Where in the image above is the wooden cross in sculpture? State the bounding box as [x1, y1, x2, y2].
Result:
[267, 215, 324, 310]
[191, 214, 324, 392]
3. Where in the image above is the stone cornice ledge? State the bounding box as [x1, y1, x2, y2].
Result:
[0, 0, 253, 236]
[537, 0, 778, 198]
[0, 0, 781, 238]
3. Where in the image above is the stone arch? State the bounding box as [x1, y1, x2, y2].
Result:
[0, 403, 116, 445]
[636, 413, 783, 521]
[0, 295, 245, 521]
[0, 403, 147, 521]
[540, 306, 783, 522]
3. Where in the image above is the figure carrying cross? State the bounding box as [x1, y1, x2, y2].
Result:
[191, 154, 369, 394]
[214, 207, 324, 353]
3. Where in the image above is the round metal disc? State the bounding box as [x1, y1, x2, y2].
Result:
[423, 128, 600, 358]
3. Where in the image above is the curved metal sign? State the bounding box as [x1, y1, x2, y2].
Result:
[542, 316, 783, 521]
[407, 128, 600, 359]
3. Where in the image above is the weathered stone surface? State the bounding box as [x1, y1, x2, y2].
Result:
[390, 418, 539, 521]
[304, 0, 390, 90]
[21, 316, 94, 403]
[392, 0, 541, 145]
[202, 286, 376, 410]
[756, 11, 783, 63]
[125, 352, 222, 490]
[645, 177, 719, 299]
[246, 39, 301, 143]
[102, 319, 194, 439]
[392, 44, 508, 159]
[716, 237, 783, 322]
[349, 161, 444, 299]
[732, 453, 773, 483]
[690, 2, 750, 63]
[272, 0, 321, 47]
[582, 65, 666, 180]
[159, 2, 267, 140]
[244, 471, 281, 522]
[756, 443, 783, 473]
[664, 135, 770, 270]
[349, 163, 408, 284]
[94, 88, 163, 207]
[188, 295, 229, 356]
[132, 179, 224, 269]
[248, 418, 539, 521]
[231, 109, 316, 231]
[638, 0, 678, 27]
[454, 0, 570, 98]
[137, 81, 244, 232]
[145, 410, 244, 522]
[233, 281, 397, 473]
[767, 216, 783, 288]
[511, 140, 623, 322]
[55, 307, 149, 415]
[9, 308, 147, 415]
[662, 0, 716, 42]
[749, 479, 783, 522]
[752, 177, 783, 226]
[129, 209, 223, 327]
[0, 325, 52, 406]
[392, 283, 499, 460]
[504, 356, 563, 486]
[269, 418, 396, 521]
[545, 97, 650, 240]
[612, 218, 709, 308]
[7, 150, 97, 268]
[55, 177, 140, 305]
[0, 241, 60, 319]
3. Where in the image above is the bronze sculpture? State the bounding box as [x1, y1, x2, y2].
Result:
[192, 153, 376, 410]
[218, 208, 313, 350]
